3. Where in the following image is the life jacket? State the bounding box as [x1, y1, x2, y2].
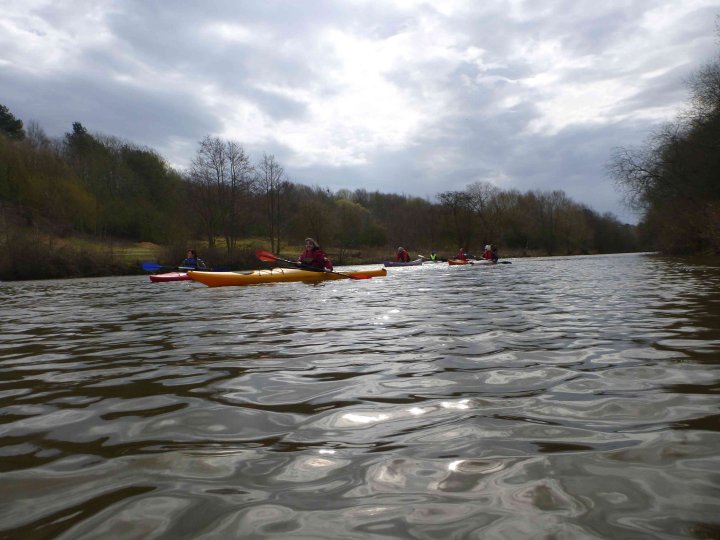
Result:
[298, 248, 333, 270]
[181, 257, 206, 269]
[456, 250, 467, 261]
[397, 250, 410, 262]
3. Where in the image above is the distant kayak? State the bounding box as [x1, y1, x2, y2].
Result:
[149, 271, 190, 282]
[188, 267, 387, 287]
[383, 259, 423, 267]
[447, 259, 497, 266]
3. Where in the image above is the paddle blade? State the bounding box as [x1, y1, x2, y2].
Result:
[350, 274, 370, 280]
[255, 250, 277, 262]
[141, 262, 163, 272]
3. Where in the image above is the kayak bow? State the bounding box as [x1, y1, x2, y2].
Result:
[149, 271, 191, 282]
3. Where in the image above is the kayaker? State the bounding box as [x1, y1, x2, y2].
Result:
[297, 238, 333, 271]
[430, 251, 437, 262]
[455, 248, 468, 261]
[396, 247, 410, 262]
[181, 249, 207, 269]
[482, 244, 499, 263]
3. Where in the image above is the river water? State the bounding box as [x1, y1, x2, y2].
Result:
[0, 253, 718, 539]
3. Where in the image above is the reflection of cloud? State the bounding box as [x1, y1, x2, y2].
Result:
[326, 398, 477, 431]
[341, 412, 390, 425]
[441, 399, 471, 410]
[274, 454, 351, 482]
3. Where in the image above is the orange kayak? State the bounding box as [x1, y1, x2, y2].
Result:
[188, 267, 387, 287]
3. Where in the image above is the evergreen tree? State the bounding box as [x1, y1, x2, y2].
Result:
[0, 104, 26, 140]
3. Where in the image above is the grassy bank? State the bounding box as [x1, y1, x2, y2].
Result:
[0, 223, 538, 282]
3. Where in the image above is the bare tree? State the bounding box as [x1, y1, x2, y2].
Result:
[437, 190, 474, 249]
[224, 141, 254, 252]
[466, 181, 500, 244]
[188, 136, 256, 251]
[256, 153, 286, 253]
[26, 121, 51, 150]
[189, 136, 224, 247]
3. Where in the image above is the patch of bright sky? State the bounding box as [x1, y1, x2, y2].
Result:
[525, 79, 639, 135]
[222, 21, 453, 167]
[204, 22, 255, 44]
[641, 0, 715, 31]
[517, 32, 684, 134]
[2, 0, 126, 83]
[3, 8, 85, 74]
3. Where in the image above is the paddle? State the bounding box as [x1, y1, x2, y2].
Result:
[141, 262, 194, 272]
[140, 262, 222, 272]
[255, 250, 370, 280]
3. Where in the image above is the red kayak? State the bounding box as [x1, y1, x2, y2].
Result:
[149, 271, 191, 282]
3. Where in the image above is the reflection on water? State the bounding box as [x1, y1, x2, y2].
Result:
[1, 253, 719, 538]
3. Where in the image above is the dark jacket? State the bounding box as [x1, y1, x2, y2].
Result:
[181, 257, 207, 269]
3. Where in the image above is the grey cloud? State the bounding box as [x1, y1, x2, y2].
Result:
[2, 0, 717, 227]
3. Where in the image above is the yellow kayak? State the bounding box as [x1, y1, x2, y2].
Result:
[188, 267, 387, 287]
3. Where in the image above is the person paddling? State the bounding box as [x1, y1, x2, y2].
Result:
[181, 249, 207, 269]
[297, 238, 333, 271]
[482, 244, 499, 263]
[396, 247, 410, 262]
[455, 247, 468, 262]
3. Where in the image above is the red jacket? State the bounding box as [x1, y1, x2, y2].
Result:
[396, 250, 410, 262]
[297, 248, 333, 270]
[455, 249, 468, 261]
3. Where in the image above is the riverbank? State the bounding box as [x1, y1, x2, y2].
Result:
[0, 228, 647, 282]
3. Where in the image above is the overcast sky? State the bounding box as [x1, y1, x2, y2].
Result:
[2, 1, 718, 223]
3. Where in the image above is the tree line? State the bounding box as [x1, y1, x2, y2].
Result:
[609, 38, 720, 255]
[0, 103, 642, 279]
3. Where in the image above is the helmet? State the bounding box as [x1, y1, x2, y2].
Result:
[485, 245, 491, 250]
[398, 247, 404, 251]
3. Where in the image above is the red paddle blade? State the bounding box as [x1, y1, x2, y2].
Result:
[255, 250, 277, 262]
[350, 274, 370, 279]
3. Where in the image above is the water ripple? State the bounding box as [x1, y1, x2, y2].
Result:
[1, 254, 719, 538]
